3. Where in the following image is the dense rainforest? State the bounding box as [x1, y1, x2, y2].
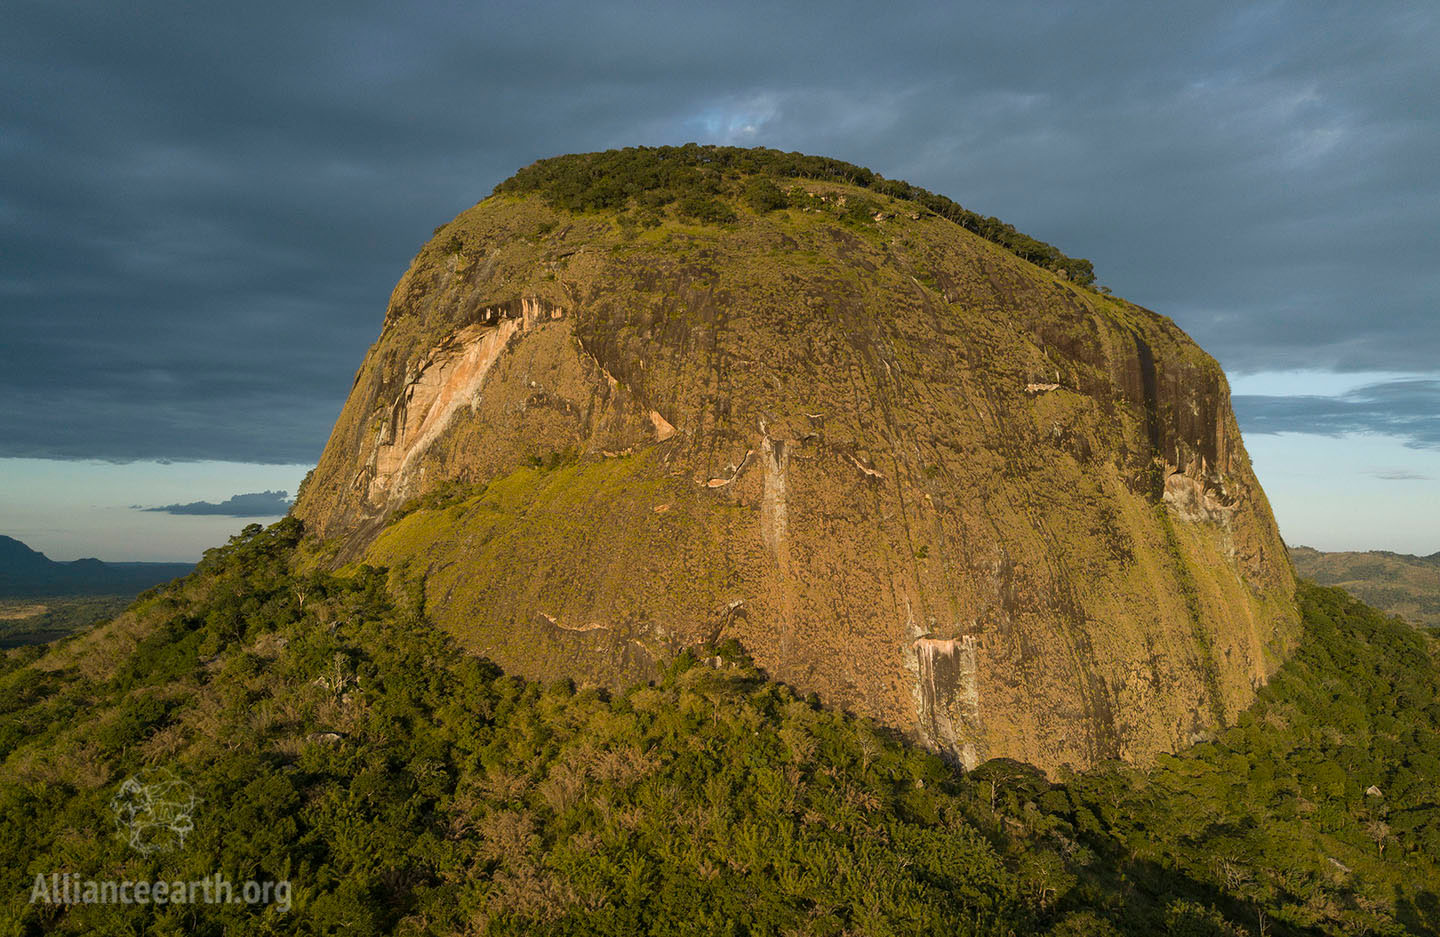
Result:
[1, 519, 1436, 935]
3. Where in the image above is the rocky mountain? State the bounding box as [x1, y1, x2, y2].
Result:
[294, 146, 1298, 772]
[0, 534, 192, 598]
[1290, 545, 1440, 629]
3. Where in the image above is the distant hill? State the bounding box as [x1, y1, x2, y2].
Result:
[1291, 545, 1440, 629]
[0, 535, 192, 598]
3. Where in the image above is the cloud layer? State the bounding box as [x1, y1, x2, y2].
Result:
[139, 490, 293, 517]
[1, 1, 1436, 461]
[1234, 380, 1440, 449]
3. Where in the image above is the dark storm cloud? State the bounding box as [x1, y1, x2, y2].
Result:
[1234, 380, 1440, 449]
[139, 490, 292, 517]
[1, 0, 1436, 461]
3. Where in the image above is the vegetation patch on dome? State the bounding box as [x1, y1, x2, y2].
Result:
[493, 144, 1097, 285]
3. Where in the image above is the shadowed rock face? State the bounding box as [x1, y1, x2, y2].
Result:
[295, 165, 1297, 773]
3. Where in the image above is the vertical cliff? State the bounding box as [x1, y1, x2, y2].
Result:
[295, 148, 1297, 772]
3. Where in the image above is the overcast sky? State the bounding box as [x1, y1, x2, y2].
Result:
[1, 0, 1436, 559]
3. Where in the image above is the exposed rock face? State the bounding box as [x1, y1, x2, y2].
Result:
[295, 160, 1298, 772]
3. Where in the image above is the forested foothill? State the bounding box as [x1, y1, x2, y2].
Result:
[1, 519, 1435, 935]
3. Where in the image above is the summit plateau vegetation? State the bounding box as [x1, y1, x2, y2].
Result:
[490, 144, 1097, 285]
[1, 519, 1437, 935]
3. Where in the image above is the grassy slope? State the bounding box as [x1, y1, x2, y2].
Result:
[0, 520, 1435, 935]
[362, 454, 741, 683]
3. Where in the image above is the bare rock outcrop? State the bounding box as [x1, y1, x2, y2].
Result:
[295, 156, 1298, 773]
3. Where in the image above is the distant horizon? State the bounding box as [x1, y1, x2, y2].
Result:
[0, 531, 200, 566]
[0, 459, 309, 563]
[3, 431, 1437, 563]
[3, 362, 1438, 563]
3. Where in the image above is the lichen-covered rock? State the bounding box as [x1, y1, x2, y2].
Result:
[295, 152, 1297, 772]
